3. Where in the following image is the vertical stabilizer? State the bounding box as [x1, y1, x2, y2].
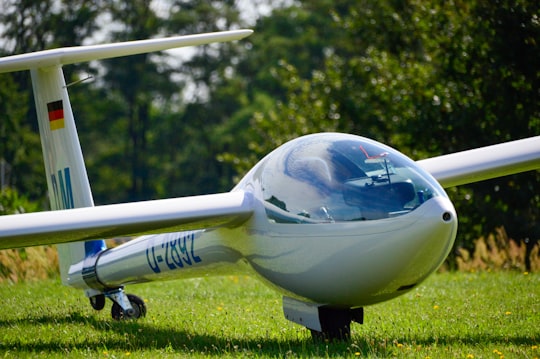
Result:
[30, 66, 106, 290]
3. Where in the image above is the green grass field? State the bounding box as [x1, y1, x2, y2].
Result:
[0, 272, 538, 358]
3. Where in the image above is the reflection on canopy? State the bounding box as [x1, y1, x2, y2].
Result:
[261, 134, 446, 223]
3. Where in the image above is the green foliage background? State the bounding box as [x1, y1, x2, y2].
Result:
[0, 0, 538, 268]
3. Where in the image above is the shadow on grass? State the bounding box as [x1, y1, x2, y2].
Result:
[0, 311, 536, 356]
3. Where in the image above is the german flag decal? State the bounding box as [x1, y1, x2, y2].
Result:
[47, 100, 65, 130]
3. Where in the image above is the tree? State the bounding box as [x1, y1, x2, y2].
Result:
[0, 73, 44, 199]
[222, 0, 539, 268]
[449, 0, 540, 269]
[145, 0, 248, 196]
[91, 0, 165, 201]
[0, 0, 106, 203]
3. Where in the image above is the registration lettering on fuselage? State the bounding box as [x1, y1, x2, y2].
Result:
[146, 232, 202, 273]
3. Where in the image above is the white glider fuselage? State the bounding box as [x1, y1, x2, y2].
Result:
[244, 195, 456, 307]
[67, 133, 458, 309]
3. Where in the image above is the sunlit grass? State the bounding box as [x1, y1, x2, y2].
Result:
[0, 272, 538, 358]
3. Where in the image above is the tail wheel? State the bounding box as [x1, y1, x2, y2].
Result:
[89, 294, 106, 311]
[111, 294, 147, 320]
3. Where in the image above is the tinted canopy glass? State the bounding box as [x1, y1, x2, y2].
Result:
[261, 134, 446, 223]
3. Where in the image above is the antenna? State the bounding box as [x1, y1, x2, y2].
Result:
[64, 74, 94, 88]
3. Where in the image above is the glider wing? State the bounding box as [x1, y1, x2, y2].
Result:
[418, 136, 540, 187]
[0, 191, 253, 249]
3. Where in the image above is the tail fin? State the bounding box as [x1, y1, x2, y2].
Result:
[0, 30, 253, 292]
[30, 66, 106, 289]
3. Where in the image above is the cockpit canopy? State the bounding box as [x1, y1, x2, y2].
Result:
[260, 133, 447, 223]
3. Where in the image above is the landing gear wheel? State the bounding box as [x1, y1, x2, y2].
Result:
[310, 307, 362, 341]
[89, 294, 106, 311]
[310, 323, 351, 341]
[111, 294, 147, 320]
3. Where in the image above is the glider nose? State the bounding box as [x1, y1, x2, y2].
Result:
[345, 196, 457, 305]
[396, 196, 458, 286]
[342, 196, 458, 306]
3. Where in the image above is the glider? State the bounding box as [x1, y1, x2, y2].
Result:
[0, 29, 538, 339]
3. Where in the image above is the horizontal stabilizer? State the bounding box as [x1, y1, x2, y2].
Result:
[0, 191, 253, 249]
[418, 136, 540, 187]
[0, 29, 253, 73]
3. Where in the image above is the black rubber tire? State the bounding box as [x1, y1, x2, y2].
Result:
[89, 294, 106, 311]
[111, 294, 147, 320]
[310, 307, 352, 341]
[310, 325, 351, 342]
